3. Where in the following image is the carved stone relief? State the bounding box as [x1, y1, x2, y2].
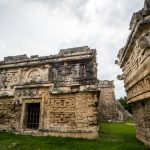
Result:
[51, 60, 95, 87]
[50, 98, 75, 112]
[127, 74, 150, 100]
[28, 69, 40, 82]
[123, 33, 150, 84]
[0, 71, 18, 90]
[15, 89, 39, 98]
[16, 67, 49, 84]
[50, 112, 76, 126]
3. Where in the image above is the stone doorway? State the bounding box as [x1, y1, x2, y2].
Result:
[25, 103, 40, 129]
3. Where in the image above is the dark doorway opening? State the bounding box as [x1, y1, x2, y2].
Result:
[26, 103, 40, 129]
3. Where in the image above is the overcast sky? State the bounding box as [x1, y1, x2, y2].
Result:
[0, 0, 145, 98]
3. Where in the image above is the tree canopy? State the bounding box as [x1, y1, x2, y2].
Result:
[118, 96, 132, 114]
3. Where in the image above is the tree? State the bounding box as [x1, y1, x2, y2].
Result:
[118, 96, 132, 114]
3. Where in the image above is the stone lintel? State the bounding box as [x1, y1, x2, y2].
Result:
[15, 83, 53, 89]
[50, 85, 100, 95]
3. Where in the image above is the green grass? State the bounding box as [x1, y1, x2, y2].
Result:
[0, 122, 149, 150]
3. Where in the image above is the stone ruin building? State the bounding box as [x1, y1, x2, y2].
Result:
[0, 45, 131, 139]
[116, 0, 150, 147]
[0, 46, 100, 139]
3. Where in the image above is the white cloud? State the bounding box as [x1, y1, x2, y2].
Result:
[0, 0, 145, 98]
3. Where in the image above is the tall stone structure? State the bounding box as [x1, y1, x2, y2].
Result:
[98, 80, 132, 122]
[116, 0, 150, 147]
[0, 46, 100, 139]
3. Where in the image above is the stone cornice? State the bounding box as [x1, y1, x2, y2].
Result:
[0, 46, 96, 69]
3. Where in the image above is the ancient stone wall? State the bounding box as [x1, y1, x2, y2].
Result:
[0, 97, 21, 131]
[132, 99, 150, 147]
[0, 46, 100, 139]
[116, 0, 150, 147]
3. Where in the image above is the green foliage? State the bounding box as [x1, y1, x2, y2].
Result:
[0, 123, 149, 150]
[118, 96, 132, 114]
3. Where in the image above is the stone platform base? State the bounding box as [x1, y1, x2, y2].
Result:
[9, 130, 99, 139]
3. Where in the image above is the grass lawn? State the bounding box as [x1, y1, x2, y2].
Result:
[0, 122, 149, 150]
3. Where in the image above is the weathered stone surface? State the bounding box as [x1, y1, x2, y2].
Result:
[0, 47, 100, 139]
[98, 80, 132, 122]
[132, 99, 150, 147]
[116, 1, 150, 147]
[4, 54, 28, 62]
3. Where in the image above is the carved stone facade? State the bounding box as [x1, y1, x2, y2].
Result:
[98, 80, 132, 122]
[0, 46, 100, 139]
[116, 0, 150, 147]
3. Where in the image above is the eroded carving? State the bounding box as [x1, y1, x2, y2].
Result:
[0, 71, 18, 90]
[50, 112, 75, 126]
[28, 70, 40, 82]
[137, 35, 150, 50]
[127, 75, 150, 100]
